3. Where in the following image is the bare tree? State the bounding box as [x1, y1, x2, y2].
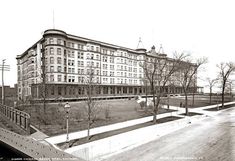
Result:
[178, 56, 207, 115]
[217, 62, 235, 108]
[206, 77, 218, 104]
[140, 52, 185, 123]
[83, 64, 102, 140]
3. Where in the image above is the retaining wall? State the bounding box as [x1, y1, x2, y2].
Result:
[65, 115, 199, 161]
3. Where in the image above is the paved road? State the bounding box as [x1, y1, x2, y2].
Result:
[102, 107, 235, 161]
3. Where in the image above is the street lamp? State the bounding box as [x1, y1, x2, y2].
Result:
[64, 102, 70, 147]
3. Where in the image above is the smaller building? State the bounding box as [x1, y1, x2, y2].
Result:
[0, 85, 18, 99]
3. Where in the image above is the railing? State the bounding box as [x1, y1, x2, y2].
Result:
[0, 104, 30, 134]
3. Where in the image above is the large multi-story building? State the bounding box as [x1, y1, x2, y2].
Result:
[16, 29, 200, 101]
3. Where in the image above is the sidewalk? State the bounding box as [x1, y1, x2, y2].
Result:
[30, 125, 48, 140]
[44, 101, 235, 146]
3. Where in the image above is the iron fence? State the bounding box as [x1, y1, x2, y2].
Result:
[0, 104, 30, 134]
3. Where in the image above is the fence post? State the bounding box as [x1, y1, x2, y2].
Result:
[4, 105, 6, 116]
[15, 110, 17, 123]
[4, 105, 7, 116]
[26, 114, 30, 134]
[9, 107, 11, 120]
[12, 110, 15, 122]
[19, 112, 22, 128]
[10, 108, 12, 121]
[5, 106, 8, 117]
[15, 110, 18, 125]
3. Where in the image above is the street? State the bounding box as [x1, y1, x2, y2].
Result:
[102, 107, 235, 161]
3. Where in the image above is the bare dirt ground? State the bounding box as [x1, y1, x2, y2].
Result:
[102, 106, 235, 161]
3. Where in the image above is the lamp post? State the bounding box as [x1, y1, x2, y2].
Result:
[64, 102, 70, 147]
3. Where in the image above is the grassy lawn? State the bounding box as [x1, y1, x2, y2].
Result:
[16, 95, 234, 137]
[18, 99, 174, 136]
[165, 95, 233, 108]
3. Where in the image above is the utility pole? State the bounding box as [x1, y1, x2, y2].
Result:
[0, 59, 10, 105]
[1, 59, 4, 105]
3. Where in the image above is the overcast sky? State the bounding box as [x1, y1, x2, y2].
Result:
[0, 0, 234, 91]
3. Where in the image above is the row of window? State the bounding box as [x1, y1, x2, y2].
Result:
[45, 47, 82, 58]
[45, 46, 141, 62]
[47, 38, 84, 50]
[87, 45, 115, 56]
[48, 85, 146, 96]
[47, 38, 140, 61]
[49, 74, 141, 85]
[47, 64, 143, 76]
[46, 56, 141, 72]
[45, 48, 141, 67]
[45, 38, 169, 64]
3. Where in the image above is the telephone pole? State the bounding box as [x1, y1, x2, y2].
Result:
[0, 59, 10, 105]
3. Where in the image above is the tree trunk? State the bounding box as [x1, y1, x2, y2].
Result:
[87, 120, 90, 141]
[221, 83, 226, 109]
[209, 88, 212, 104]
[153, 86, 162, 124]
[152, 95, 157, 123]
[185, 91, 189, 115]
[152, 85, 157, 123]
[87, 97, 91, 140]
[221, 92, 224, 109]
[156, 96, 160, 116]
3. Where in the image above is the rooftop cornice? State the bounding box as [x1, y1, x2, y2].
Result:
[17, 29, 173, 60]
